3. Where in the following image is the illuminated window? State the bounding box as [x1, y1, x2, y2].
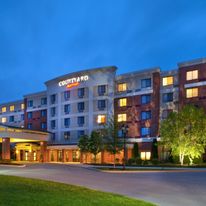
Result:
[21, 104, 25, 110]
[2, 107, 6, 113]
[97, 115, 106, 124]
[140, 152, 151, 160]
[10, 105, 14, 112]
[186, 88, 198, 98]
[117, 83, 127, 92]
[119, 98, 127, 107]
[1, 117, 6, 123]
[186, 70, 198, 81]
[117, 114, 127, 122]
[162, 76, 173, 86]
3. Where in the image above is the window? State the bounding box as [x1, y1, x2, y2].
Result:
[162, 76, 173, 86]
[41, 97, 47, 105]
[117, 83, 127, 92]
[27, 123, 32, 129]
[141, 111, 151, 120]
[97, 115, 106, 124]
[118, 130, 123, 137]
[186, 70, 198, 81]
[78, 88, 85, 98]
[9, 116, 14, 122]
[51, 107, 56, 117]
[2, 107, 6, 113]
[51, 133, 56, 141]
[98, 100, 106, 110]
[21, 114, 24, 121]
[141, 127, 150, 136]
[64, 104, 70, 114]
[77, 116, 84, 126]
[186, 88, 198, 98]
[117, 114, 127, 122]
[41, 110, 47, 117]
[50, 94, 56, 104]
[10, 105, 14, 112]
[78, 102, 84, 112]
[119, 98, 127, 107]
[51, 120, 56, 129]
[141, 94, 151, 104]
[64, 118, 70, 127]
[141, 78, 151, 88]
[41, 122, 47, 129]
[1, 117, 6, 123]
[98, 85, 106, 96]
[27, 112, 33, 119]
[28, 100, 33, 107]
[64, 131, 70, 140]
[162, 93, 173, 103]
[64, 91, 70, 101]
[78, 130, 85, 138]
[141, 152, 151, 160]
[21, 103, 25, 110]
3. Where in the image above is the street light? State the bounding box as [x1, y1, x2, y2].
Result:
[121, 124, 129, 170]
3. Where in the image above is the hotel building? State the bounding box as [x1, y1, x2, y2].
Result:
[0, 57, 206, 162]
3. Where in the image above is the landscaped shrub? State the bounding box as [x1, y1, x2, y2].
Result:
[151, 158, 159, 165]
[127, 158, 135, 165]
[135, 157, 142, 165]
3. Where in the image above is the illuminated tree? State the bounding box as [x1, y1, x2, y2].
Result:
[78, 135, 90, 163]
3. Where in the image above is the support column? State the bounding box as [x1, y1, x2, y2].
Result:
[40, 141, 47, 162]
[2, 138, 10, 160]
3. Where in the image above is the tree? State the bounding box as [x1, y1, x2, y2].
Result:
[89, 130, 103, 163]
[132, 143, 139, 158]
[103, 116, 123, 168]
[78, 135, 90, 163]
[152, 139, 158, 159]
[160, 105, 206, 165]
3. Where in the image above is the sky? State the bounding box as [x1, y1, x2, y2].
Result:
[1, 0, 206, 102]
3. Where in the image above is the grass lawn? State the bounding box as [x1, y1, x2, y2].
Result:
[0, 175, 155, 206]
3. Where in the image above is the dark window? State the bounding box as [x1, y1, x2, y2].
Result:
[64, 118, 70, 127]
[141, 111, 151, 120]
[77, 116, 84, 126]
[28, 100, 33, 107]
[64, 104, 70, 114]
[64, 91, 70, 100]
[98, 85, 106, 96]
[78, 102, 84, 112]
[64, 131, 70, 140]
[51, 133, 56, 141]
[9, 116, 14, 122]
[27, 112, 32, 119]
[141, 127, 150, 136]
[50, 94, 56, 104]
[141, 78, 151, 88]
[162, 93, 173, 103]
[41, 122, 47, 129]
[41, 110, 47, 117]
[27, 123, 32, 129]
[51, 107, 56, 117]
[98, 100, 106, 110]
[41, 97, 47, 105]
[78, 88, 85, 98]
[21, 114, 24, 121]
[77, 130, 85, 138]
[51, 120, 56, 129]
[141, 94, 151, 104]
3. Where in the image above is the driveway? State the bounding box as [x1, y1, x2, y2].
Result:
[0, 163, 206, 206]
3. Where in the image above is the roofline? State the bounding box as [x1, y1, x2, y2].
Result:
[178, 57, 206, 68]
[24, 90, 47, 98]
[0, 99, 23, 107]
[45, 66, 117, 85]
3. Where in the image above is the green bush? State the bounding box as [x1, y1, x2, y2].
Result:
[127, 158, 135, 165]
[135, 157, 142, 165]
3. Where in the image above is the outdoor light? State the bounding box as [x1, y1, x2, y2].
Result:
[16, 150, 19, 154]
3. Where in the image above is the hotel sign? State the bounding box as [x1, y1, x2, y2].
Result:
[58, 75, 89, 87]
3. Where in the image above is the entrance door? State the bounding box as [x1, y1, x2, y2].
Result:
[20, 150, 23, 161]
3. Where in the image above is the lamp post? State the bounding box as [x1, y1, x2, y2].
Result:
[121, 124, 129, 170]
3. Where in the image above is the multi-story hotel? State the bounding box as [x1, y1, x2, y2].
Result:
[0, 57, 206, 163]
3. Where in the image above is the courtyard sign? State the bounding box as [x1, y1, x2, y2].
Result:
[58, 75, 89, 87]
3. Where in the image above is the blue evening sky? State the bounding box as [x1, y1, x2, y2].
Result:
[1, 0, 206, 102]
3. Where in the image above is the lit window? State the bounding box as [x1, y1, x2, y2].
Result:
[186, 70, 198, 81]
[162, 76, 173, 86]
[21, 104, 25, 110]
[97, 115, 106, 124]
[1, 117, 6, 123]
[10, 105, 14, 112]
[2, 107, 6, 113]
[141, 152, 151, 160]
[186, 88, 198, 98]
[119, 98, 127, 107]
[117, 114, 127, 122]
[118, 83, 127, 92]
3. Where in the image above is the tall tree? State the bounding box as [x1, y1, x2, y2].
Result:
[78, 135, 90, 163]
[132, 143, 139, 158]
[160, 105, 206, 165]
